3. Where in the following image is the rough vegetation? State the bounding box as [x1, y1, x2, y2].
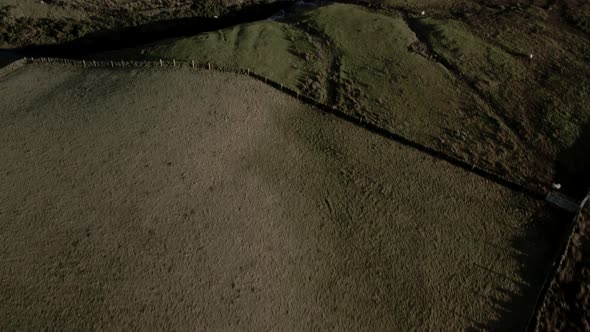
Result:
[538, 204, 590, 331]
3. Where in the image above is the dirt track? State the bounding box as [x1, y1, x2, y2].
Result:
[0, 65, 565, 330]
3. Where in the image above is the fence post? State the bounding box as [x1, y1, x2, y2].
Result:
[111, 61, 114, 68]
[208, 62, 211, 70]
[173, 59, 176, 67]
[247, 68, 250, 75]
[93, 60, 97, 67]
[160, 59, 163, 67]
[83, 60, 86, 68]
[192, 60, 195, 68]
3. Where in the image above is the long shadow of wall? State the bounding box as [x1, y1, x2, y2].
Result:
[468, 206, 570, 331]
[555, 119, 590, 200]
[0, 1, 292, 59]
[0, 50, 20, 68]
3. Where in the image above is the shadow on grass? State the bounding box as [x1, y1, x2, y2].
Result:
[470, 205, 571, 331]
[0, 1, 292, 59]
[555, 119, 590, 200]
[0, 50, 21, 69]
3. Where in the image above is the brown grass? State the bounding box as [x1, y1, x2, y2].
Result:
[0, 64, 565, 330]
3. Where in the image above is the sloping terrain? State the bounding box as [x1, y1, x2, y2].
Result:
[409, 4, 590, 196]
[538, 203, 590, 331]
[131, 20, 321, 92]
[0, 64, 565, 330]
[122, 2, 590, 196]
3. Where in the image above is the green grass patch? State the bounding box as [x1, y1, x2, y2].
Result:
[298, 4, 524, 175]
[414, 17, 525, 97]
[126, 20, 320, 93]
[300, 4, 462, 136]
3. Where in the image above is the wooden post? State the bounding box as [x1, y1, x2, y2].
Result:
[160, 59, 163, 67]
[83, 60, 86, 68]
[111, 60, 114, 68]
[208, 62, 211, 70]
[192, 60, 195, 68]
[280, 84, 283, 91]
[93, 60, 97, 67]
[247, 68, 250, 75]
[173, 59, 176, 67]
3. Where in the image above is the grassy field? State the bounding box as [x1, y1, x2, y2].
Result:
[114, 2, 590, 195]
[295, 4, 533, 183]
[411, 7, 590, 193]
[5, 0, 586, 195]
[0, 64, 565, 330]
[130, 20, 322, 94]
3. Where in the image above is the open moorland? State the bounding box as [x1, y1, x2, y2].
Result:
[0, 64, 566, 330]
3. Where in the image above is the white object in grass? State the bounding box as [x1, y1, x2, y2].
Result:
[552, 183, 561, 190]
[421, 11, 426, 16]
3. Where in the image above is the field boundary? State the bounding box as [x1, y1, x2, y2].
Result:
[20, 56, 547, 200]
[528, 190, 590, 332]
